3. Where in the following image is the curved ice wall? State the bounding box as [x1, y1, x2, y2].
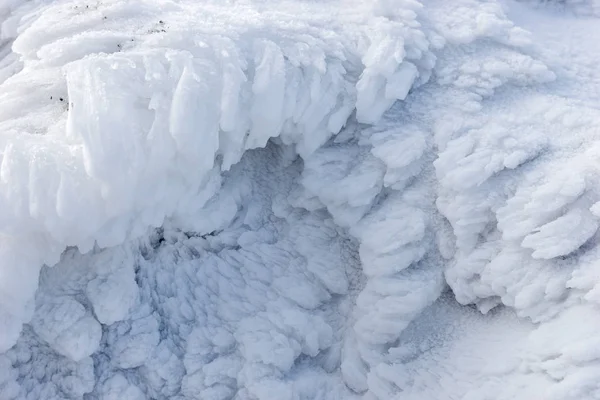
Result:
[1, 0, 600, 399]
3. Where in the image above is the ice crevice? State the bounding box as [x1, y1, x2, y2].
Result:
[2, 0, 600, 399]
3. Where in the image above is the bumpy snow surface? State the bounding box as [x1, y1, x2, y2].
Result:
[1, 0, 600, 398]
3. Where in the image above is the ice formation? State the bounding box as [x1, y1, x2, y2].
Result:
[1, 0, 600, 399]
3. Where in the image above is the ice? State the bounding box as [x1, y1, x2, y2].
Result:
[85, 247, 138, 325]
[1, 0, 600, 399]
[521, 208, 599, 259]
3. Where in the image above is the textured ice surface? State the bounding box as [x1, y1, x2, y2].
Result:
[1, 0, 600, 399]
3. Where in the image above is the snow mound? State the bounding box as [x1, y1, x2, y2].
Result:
[1, 0, 600, 399]
[0, 0, 437, 353]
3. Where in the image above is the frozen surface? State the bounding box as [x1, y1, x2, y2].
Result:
[1, 0, 600, 399]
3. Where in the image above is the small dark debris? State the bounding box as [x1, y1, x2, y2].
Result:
[59, 97, 64, 102]
[103, 16, 107, 20]
[50, 96, 53, 100]
[159, 20, 164, 24]
[184, 230, 219, 239]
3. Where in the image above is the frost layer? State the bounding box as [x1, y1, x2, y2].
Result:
[1, 0, 600, 399]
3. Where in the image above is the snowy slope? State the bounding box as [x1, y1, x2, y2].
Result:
[1, 0, 600, 399]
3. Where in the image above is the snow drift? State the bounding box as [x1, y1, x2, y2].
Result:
[1, 0, 600, 399]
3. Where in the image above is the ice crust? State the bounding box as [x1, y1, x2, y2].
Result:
[1, 0, 600, 399]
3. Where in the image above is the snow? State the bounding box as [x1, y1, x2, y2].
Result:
[1, 0, 600, 399]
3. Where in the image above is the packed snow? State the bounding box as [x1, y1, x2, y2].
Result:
[1, 0, 600, 399]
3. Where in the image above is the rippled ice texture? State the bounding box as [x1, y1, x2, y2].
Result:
[1, 0, 600, 399]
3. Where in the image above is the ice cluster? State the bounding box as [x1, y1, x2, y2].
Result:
[1, 0, 600, 399]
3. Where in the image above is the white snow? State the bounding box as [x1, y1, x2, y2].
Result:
[1, 0, 600, 399]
